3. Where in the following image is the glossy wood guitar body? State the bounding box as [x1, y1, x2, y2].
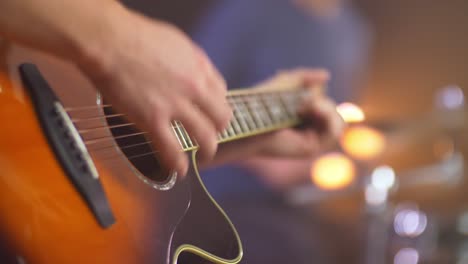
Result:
[0, 40, 242, 264]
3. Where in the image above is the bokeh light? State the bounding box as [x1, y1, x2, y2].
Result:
[365, 185, 388, 206]
[435, 85, 465, 110]
[336, 102, 365, 123]
[394, 248, 419, 264]
[371, 165, 396, 191]
[311, 152, 356, 190]
[341, 125, 386, 160]
[394, 208, 428, 238]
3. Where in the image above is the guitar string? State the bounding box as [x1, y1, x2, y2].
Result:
[71, 113, 125, 123]
[88, 122, 301, 162]
[79, 94, 301, 158]
[63, 87, 302, 111]
[86, 93, 304, 160]
[88, 139, 154, 152]
[70, 91, 297, 123]
[74, 97, 280, 133]
[79, 95, 299, 147]
[87, 113, 291, 154]
[73, 92, 300, 133]
[70, 91, 302, 161]
[64, 104, 112, 111]
[93, 119, 300, 162]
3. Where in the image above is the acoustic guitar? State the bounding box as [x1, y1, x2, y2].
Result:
[0, 40, 307, 264]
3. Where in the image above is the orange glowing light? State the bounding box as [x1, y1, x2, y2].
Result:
[336, 102, 365, 123]
[311, 152, 356, 190]
[341, 125, 386, 160]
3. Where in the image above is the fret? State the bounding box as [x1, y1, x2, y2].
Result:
[176, 121, 191, 149]
[178, 121, 195, 148]
[278, 91, 300, 118]
[244, 95, 264, 128]
[172, 121, 187, 150]
[170, 89, 308, 151]
[229, 108, 244, 134]
[234, 96, 258, 131]
[222, 128, 229, 139]
[227, 122, 236, 137]
[245, 94, 274, 128]
[255, 94, 274, 126]
[263, 93, 290, 123]
[228, 97, 250, 133]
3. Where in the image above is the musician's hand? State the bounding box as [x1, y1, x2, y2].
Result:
[253, 69, 344, 158]
[79, 4, 231, 176]
[211, 69, 344, 172]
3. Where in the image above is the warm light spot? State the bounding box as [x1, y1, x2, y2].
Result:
[311, 152, 355, 190]
[371, 165, 396, 191]
[433, 137, 454, 160]
[394, 248, 419, 264]
[336, 102, 365, 123]
[341, 125, 386, 160]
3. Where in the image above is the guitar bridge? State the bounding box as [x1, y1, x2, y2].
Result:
[19, 63, 115, 228]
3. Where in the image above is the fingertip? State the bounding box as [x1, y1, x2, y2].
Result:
[198, 136, 219, 163]
[221, 104, 234, 131]
[175, 153, 189, 178]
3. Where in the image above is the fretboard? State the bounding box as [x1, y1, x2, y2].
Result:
[172, 88, 308, 151]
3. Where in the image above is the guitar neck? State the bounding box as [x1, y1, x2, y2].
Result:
[173, 88, 308, 152]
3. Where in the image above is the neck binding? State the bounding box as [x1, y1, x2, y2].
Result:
[173, 88, 308, 152]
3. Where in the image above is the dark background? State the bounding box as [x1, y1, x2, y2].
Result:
[122, 0, 468, 120]
[120, 1, 468, 262]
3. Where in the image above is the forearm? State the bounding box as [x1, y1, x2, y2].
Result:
[0, 0, 122, 70]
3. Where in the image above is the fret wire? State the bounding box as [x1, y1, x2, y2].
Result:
[230, 115, 243, 134]
[267, 92, 295, 122]
[183, 128, 195, 148]
[173, 121, 188, 150]
[242, 93, 282, 128]
[226, 90, 302, 135]
[85, 89, 305, 157]
[227, 122, 236, 137]
[255, 94, 274, 126]
[228, 97, 250, 133]
[227, 90, 299, 105]
[278, 91, 299, 118]
[273, 92, 291, 119]
[245, 94, 265, 128]
[261, 93, 281, 122]
[222, 128, 229, 139]
[235, 95, 258, 131]
[171, 121, 185, 150]
[177, 121, 195, 149]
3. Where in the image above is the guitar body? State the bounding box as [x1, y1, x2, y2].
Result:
[0, 39, 242, 264]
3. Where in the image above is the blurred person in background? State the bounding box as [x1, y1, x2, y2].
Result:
[194, 0, 372, 262]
